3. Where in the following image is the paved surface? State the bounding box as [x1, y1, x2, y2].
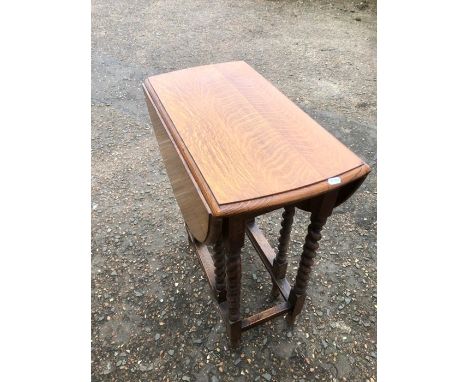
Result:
[91, 0, 376, 381]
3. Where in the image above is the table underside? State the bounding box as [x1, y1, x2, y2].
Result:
[187, 220, 293, 333]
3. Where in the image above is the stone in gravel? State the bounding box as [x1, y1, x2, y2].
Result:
[211, 376, 219, 382]
[321, 339, 328, 348]
[154, 333, 160, 341]
[168, 349, 174, 356]
[287, 331, 292, 338]
[357, 101, 369, 108]
[356, 1, 369, 10]
[134, 290, 143, 297]
[193, 338, 202, 344]
[335, 354, 352, 378]
[234, 358, 241, 365]
[345, 297, 352, 304]
[262, 373, 272, 381]
[101, 368, 112, 375]
[182, 376, 190, 381]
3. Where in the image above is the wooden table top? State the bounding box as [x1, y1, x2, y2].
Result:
[144, 61, 370, 216]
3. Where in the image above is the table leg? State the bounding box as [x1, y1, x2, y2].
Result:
[224, 216, 245, 347]
[271, 206, 295, 298]
[287, 192, 337, 324]
[212, 235, 226, 302]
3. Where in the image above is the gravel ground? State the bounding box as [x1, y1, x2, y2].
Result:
[91, 0, 376, 381]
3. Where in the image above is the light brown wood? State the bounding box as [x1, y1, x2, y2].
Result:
[145, 61, 370, 217]
[144, 87, 221, 243]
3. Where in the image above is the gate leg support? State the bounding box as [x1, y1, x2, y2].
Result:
[271, 206, 295, 298]
[224, 217, 245, 348]
[213, 236, 226, 302]
[287, 192, 337, 325]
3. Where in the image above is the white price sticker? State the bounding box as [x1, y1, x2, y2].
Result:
[327, 177, 342, 185]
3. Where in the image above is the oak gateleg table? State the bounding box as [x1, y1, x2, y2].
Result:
[143, 61, 370, 347]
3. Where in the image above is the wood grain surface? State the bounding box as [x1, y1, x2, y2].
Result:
[145, 61, 370, 217]
[144, 86, 221, 243]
